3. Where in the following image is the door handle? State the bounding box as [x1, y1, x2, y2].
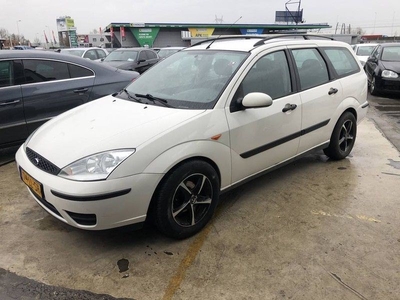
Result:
[0, 99, 20, 106]
[328, 88, 338, 95]
[282, 103, 297, 113]
[73, 88, 89, 93]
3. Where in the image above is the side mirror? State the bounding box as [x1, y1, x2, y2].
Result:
[101, 58, 105, 62]
[137, 59, 146, 64]
[242, 92, 273, 109]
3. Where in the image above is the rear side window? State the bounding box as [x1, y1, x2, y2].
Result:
[291, 48, 329, 90]
[68, 64, 94, 78]
[23, 60, 69, 83]
[323, 48, 360, 77]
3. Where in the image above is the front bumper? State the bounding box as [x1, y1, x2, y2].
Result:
[378, 77, 400, 93]
[16, 146, 163, 230]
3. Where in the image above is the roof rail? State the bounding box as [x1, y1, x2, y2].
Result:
[189, 34, 335, 48]
[190, 35, 264, 47]
[253, 34, 335, 46]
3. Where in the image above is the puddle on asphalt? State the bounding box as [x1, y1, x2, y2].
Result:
[117, 258, 129, 273]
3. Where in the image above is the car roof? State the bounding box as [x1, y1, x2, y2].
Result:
[379, 43, 400, 47]
[187, 35, 349, 52]
[0, 50, 118, 71]
[159, 47, 185, 50]
[354, 43, 378, 46]
[114, 47, 144, 51]
[60, 47, 106, 51]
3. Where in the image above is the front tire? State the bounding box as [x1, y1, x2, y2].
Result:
[370, 76, 379, 96]
[153, 160, 220, 239]
[324, 112, 357, 160]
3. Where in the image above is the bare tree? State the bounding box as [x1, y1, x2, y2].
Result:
[352, 27, 366, 35]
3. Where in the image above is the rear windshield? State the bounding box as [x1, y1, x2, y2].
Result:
[104, 50, 138, 62]
[356, 45, 376, 56]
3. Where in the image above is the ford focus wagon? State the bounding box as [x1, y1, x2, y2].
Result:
[16, 35, 368, 239]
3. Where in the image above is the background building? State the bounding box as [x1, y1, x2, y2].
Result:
[104, 22, 332, 48]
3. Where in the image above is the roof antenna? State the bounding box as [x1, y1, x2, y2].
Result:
[206, 16, 242, 49]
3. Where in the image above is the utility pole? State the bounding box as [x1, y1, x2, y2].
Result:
[16, 20, 21, 44]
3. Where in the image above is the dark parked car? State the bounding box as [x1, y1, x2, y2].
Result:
[364, 43, 400, 95]
[0, 50, 139, 149]
[101, 48, 159, 73]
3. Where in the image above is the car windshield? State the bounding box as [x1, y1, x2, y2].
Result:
[61, 49, 85, 57]
[381, 46, 400, 61]
[122, 50, 249, 109]
[356, 45, 376, 56]
[104, 50, 138, 62]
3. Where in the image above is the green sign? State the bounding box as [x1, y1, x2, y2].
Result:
[69, 30, 78, 47]
[130, 27, 160, 47]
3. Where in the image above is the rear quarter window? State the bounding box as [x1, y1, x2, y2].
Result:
[323, 47, 360, 77]
[68, 64, 94, 78]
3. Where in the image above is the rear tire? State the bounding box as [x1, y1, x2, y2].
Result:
[153, 160, 219, 239]
[324, 112, 357, 160]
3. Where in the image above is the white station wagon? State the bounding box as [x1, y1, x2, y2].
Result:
[16, 35, 369, 239]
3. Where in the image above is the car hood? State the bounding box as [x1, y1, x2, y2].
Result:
[381, 61, 400, 73]
[102, 61, 134, 70]
[27, 96, 205, 167]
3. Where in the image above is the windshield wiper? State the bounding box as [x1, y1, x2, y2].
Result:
[121, 89, 143, 103]
[135, 93, 173, 108]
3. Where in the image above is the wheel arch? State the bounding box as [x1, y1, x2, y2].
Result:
[146, 155, 222, 224]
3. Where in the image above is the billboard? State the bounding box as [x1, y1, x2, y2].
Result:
[131, 28, 160, 47]
[188, 28, 215, 38]
[275, 10, 303, 24]
[57, 17, 75, 32]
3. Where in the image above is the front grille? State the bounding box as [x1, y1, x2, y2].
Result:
[26, 147, 61, 175]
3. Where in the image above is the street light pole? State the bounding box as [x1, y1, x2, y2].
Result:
[16, 20, 21, 44]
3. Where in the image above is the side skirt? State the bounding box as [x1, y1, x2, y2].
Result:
[220, 142, 330, 195]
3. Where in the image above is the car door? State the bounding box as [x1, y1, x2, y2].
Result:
[0, 60, 27, 147]
[145, 50, 159, 68]
[290, 47, 342, 153]
[136, 50, 149, 73]
[226, 49, 302, 183]
[20, 59, 95, 134]
[364, 45, 381, 81]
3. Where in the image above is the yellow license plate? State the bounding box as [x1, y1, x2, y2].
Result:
[20, 168, 43, 199]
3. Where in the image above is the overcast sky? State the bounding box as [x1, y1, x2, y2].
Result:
[2, 0, 400, 42]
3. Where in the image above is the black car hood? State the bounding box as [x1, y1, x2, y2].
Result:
[381, 61, 400, 73]
[102, 61, 135, 70]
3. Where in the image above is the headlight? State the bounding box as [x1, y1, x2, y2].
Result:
[59, 149, 135, 181]
[381, 70, 398, 78]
